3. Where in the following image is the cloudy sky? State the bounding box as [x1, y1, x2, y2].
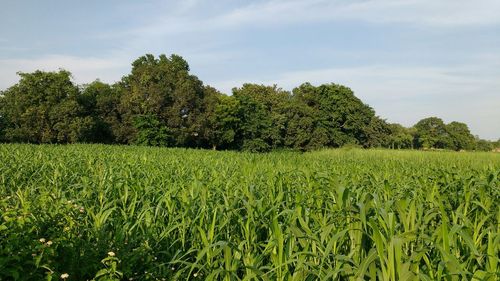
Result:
[1, 0, 499, 140]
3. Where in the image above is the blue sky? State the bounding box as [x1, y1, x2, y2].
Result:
[1, 0, 499, 140]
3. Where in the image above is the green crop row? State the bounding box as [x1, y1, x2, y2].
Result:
[0, 144, 499, 280]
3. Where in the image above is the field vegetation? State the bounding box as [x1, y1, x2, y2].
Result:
[1, 144, 499, 280]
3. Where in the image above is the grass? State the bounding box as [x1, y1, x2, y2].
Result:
[0, 144, 499, 280]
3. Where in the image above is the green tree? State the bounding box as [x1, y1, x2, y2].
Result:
[133, 114, 172, 146]
[494, 139, 500, 149]
[475, 137, 493, 151]
[387, 123, 414, 149]
[292, 83, 375, 147]
[413, 117, 449, 149]
[232, 84, 290, 152]
[0, 70, 96, 143]
[200, 87, 240, 150]
[364, 116, 391, 148]
[283, 99, 316, 150]
[119, 54, 206, 146]
[80, 80, 123, 143]
[445, 121, 475, 151]
[0, 92, 6, 142]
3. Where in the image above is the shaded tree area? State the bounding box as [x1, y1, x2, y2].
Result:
[0, 54, 497, 152]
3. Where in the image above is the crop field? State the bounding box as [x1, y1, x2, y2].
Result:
[0, 144, 499, 280]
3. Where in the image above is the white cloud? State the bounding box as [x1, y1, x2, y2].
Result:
[125, 0, 500, 39]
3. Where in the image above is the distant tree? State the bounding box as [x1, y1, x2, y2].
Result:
[232, 84, 290, 152]
[475, 137, 493, 151]
[495, 139, 500, 149]
[133, 114, 172, 146]
[198, 86, 221, 148]
[387, 123, 414, 149]
[445, 121, 475, 151]
[0, 70, 97, 143]
[200, 88, 240, 150]
[0, 53, 490, 153]
[0, 92, 6, 142]
[283, 99, 316, 150]
[79, 80, 121, 143]
[413, 117, 450, 149]
[364, 116, 391, 148]
[292, 83, 375, 147]
[119, 54, 206, 146]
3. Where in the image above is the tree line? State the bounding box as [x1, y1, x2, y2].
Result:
[0, 54, 498, 152]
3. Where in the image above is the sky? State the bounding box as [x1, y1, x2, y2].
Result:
[0, 0, 499, 140]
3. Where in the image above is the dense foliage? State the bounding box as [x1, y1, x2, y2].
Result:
[0, 144, 499, 280]
[0, 54, 498, 151]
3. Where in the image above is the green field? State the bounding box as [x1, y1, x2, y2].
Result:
[0, 144, 499, 280]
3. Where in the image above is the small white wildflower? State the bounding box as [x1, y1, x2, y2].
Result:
[193, 272, 198, 277]
[46, 241, 53, 246]
[107, 251, 115, 257]
[67, 200, 72, 204]
[60, 273, 69, 279]
[79, 207, 85, 213]
[39, 238, 46, 243]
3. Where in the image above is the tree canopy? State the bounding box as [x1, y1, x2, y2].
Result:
[0, 54, 496, 151]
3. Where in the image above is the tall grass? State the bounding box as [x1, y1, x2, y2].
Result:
[0, 144, 499, 280]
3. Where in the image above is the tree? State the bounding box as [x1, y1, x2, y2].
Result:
[387, 123, 414, 149]
[475, 137, 493, 151]
[80, 80, 123, 143]
[445, 121, 475, 151]
[232, 84, 290, 152]
[0, 70, 97, 143]
[0, 53, 490, 152]
[133, 114, 172, 146]
[494, 139, 500, 149]
[119, 54, 206, 146]
[413, 117, 449, 149]
[292, 83, 375, 147]
[0, 92, 6, 142]
[283, 99, 316, 150]
[200, 87, 240, 150]
[364, 116, 391, 148]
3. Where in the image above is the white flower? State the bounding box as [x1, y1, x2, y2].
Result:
[193, 273, 198, 277]
[39, 238, 46, 243]
[108, 251, 115, 257]
[46, 241, 53, 246]
[79, 207, 85, 213]
[60, 273, 69, 279]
